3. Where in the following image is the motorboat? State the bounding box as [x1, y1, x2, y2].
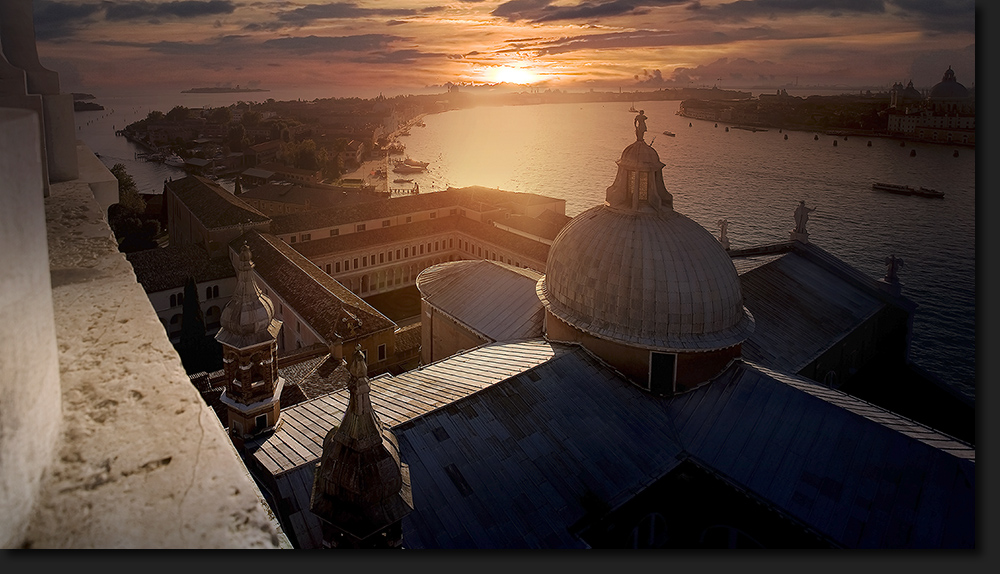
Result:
[872, 182, 915, 195]
[393, 164, 425, 174]
[662, 130, 675, 137]
[398, 157, 429, 168]
[914, 186, 945, 198]
[164, 154, 186, 168]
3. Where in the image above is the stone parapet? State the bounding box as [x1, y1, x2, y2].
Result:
[0, 111, 288, 547]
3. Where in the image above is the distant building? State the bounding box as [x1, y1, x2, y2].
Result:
[163, 175, 271, 258]
[887, 67, 975, 145]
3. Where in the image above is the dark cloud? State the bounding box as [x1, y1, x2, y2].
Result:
[33, 1, 103, 40]
[261, 34, 405, 55]
[351, 49, 444, 64]
[275, 2, 416, 26]
[688, 0, 886, 22]
[889, 0, 974, 33]
[492, 0, 687, 23]
[386, 20, 410, 26]
[104, 1, 237, 21]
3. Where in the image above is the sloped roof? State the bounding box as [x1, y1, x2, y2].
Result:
[236, 231, 395, 343]
[416, 260, 544, 342]
[269, 186, 562, 236]
[737, 244, 905, 373]
[165, 175, 269, 229]
[126, 244, 235, 293]
[246, 338, 974, 549]
[239, 182, 375, 209]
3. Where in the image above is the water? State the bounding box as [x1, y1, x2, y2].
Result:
[75, 98, 975, 396]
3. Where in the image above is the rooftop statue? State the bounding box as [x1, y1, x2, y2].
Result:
[884, 254, 904, 284]
[634, 110, 647, 142]
[793, 200, 816, 234]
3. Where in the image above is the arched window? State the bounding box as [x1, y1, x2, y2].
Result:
[170, 294, 176, 307]
[205, 286, 212, 300]
[213, 285, 219, 298]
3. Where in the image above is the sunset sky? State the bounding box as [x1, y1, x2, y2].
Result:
[32, 0, 976, 97]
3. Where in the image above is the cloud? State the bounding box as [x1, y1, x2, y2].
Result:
[274, 2, 417, 26]
[689, 0, 887, 22]
[261, 34, 406, 55]
[33, 1, 103, 40]
[352, 49, 445, 64]
[492, 0, 687, 23]
[889, 0, 975, 33]
[103, 1, 237, 21]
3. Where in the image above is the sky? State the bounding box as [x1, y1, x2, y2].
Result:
[30, 0, 976, 97]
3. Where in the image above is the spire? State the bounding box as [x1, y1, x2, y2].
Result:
[310, 345, 413, 548]
[216, 241, 280, 348]
[605, 114, 674, 214]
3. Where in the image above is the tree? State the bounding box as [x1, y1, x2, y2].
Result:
[210, 107, 232, 125]
[176, 277, 221, 374]
[166, 105, 190, 123]
[146, 110, 165, 123]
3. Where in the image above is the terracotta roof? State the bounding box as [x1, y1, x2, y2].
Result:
[290, 215, 550, 265]
[239, 182, 376, 209]
[269, 186, 562, 236]
[497, 212, 567, 241]
[166, 175, 270, 229]
[249, 140, 282, 153]
[257, 162, 320, 178]
[126, 244, 235, 293]
[395, 323, 421, 353]
[235, 231, 396, 344]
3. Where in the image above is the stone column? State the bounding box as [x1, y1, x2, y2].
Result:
[0, 108, 63, 548]
[0, 0, 79, 182]
[0, 48, 50, 195]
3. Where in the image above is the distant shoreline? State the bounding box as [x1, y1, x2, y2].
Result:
[180, 87, 270, 94]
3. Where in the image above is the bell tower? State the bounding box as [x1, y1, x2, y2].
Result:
[310, 345, 413, 548]
[216, 242, 283, 445]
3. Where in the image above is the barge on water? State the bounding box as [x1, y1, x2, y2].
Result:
[872, 182, 945, 198]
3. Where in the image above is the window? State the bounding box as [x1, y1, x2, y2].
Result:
[378, 344, 386, 361]
[460, 209, 466, 217]
[325, 264, 331, 274]
[301, 233, 311, 242]
[379, 253, 385, 264]
[419, 245, 424, 255]
[170, 294, 176, 307]
[406, 216, 412, 223]
[404, 247, 409, 258]
[450, 208, 457, 216]
[356, 223, 366, 232]
[649, 351, 677, 394]
[205, 286, 212, 300]
[362, 256, 368, 267]
[638, 172, 649, 201]
[330, 228, 339, 237]
[335, 262, 341, 273]
[178, 292, 184, 305]
[382, 219, 390, 227]
[290, 236, 296, 243]
[354, 258, 359, 269]
[478, 247, 482, 257]
[449, 239, 453, 248]
[213, 285, 219, 298]
[255, 414, 268, 432]
[430, 212, 436, 219]
[434, 241, 439, 251]
[630, 513, 668, 549]
[395, 249, 401, 259]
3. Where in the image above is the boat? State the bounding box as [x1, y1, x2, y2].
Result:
[628, 104, 638, 113]
[914, 187, 945, 199]
[662, 130, 675, 137]
[398, 157, 429, 168]
[164, 154, 186, 168]
[393, 178, 413, 184]
[393, 164, 425, 174]
[872, 182, 916, 195]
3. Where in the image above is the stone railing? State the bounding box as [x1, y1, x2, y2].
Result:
[0, 108, 289, 549]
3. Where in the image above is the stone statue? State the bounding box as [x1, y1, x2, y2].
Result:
[884, 254, 904, 283]
[634, 110, 647, 142]
[716, 219, 731, 250]
[349, 343, 367, 381]
[793, 200, 816, 234]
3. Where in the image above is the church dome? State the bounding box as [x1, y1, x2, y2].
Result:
[930, 67, 969, 99]
[537, 137, 753, 352]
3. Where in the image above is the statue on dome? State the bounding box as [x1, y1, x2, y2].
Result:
[793, 200, 816, 234]
[634, 110, 648, 142]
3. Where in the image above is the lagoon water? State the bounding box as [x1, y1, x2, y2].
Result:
[75, 96, 975, 396]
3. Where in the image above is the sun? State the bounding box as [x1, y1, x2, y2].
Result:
[488, 65, 539, 85]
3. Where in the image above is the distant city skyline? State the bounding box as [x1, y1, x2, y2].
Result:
[34, 0, 975, 97]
